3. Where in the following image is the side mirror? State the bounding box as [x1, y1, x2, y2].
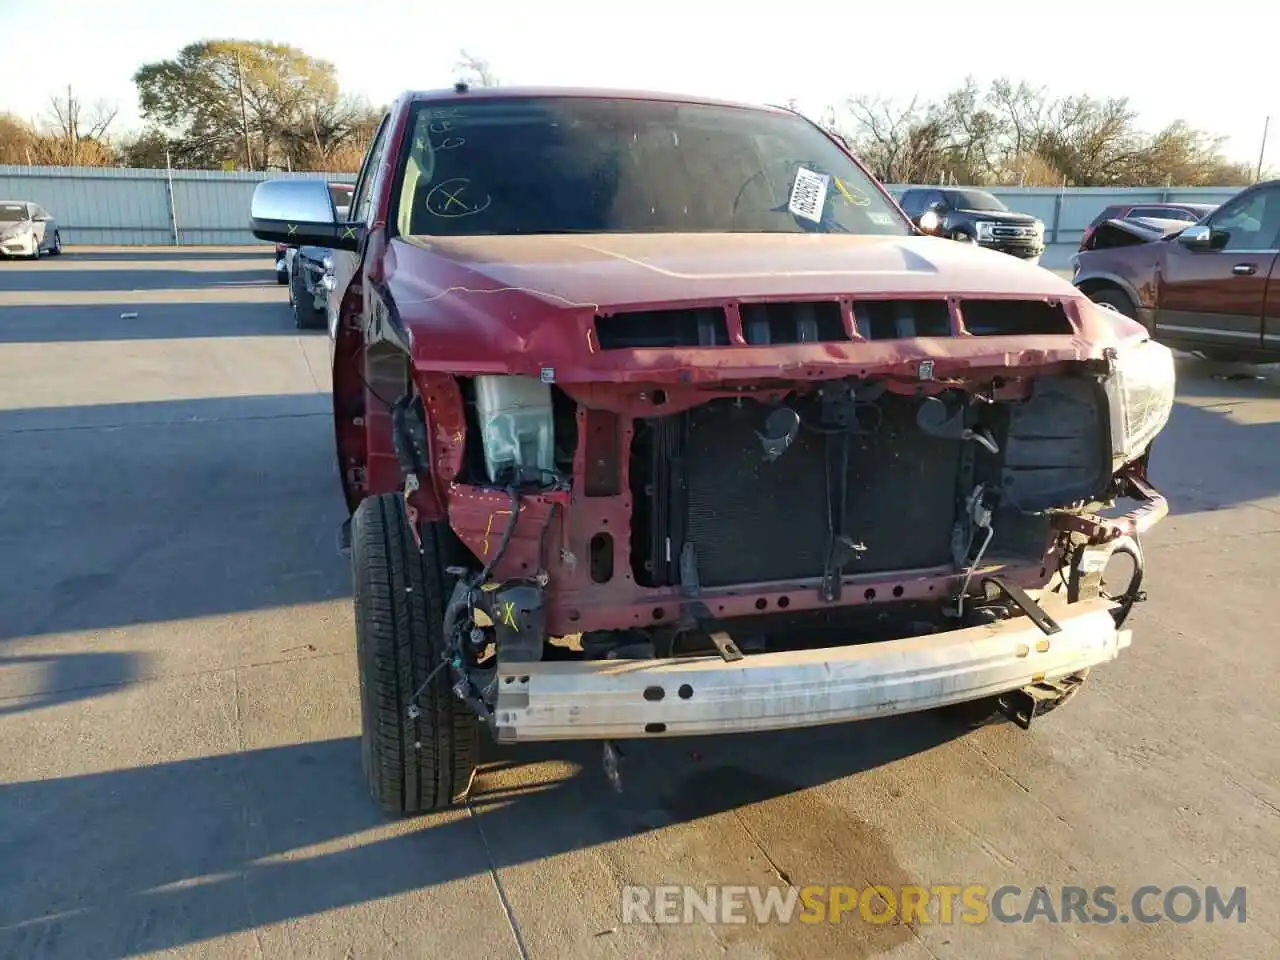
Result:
[918, 210, 941, 233]
[250, 179, 360, 251]
[1178, 223, 1215, 249]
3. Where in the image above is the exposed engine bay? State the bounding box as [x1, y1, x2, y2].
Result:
[396, 339, 1172, 727]
[627, 378, 1105, 593]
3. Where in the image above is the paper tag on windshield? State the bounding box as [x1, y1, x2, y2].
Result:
[788, 167, 830, 223]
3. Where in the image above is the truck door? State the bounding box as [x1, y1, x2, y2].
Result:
[1155, 183, 1280, 351]
[1264, 250, 1280, 353]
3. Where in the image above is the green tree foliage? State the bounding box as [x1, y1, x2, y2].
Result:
[133, 39, 379, 171]
[829, 77, 1256, 187]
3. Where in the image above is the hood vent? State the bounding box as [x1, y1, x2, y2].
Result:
[594, 307, 729, 350]
[741, 301, 848, 345]
[852, 300, 952, 340]
[592, 297, 1074, 350]
[960, 299, 1074, 337]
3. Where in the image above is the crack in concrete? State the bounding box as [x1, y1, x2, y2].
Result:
[466, 801, 531, 960]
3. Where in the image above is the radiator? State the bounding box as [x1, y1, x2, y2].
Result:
[638, 396, 964, 589]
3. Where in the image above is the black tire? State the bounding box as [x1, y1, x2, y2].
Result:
[352, 494, 479, 815]
[290, 261, 324, 329]
[49, 232, 62, 256]
[275, 268, 289, 285]
[950, 230, 973, 243]
[1088, 286, 1137, 320]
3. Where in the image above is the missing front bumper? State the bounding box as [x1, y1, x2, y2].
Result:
[492, 595, 1127, 742]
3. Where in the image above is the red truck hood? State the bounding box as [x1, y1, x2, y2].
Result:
[383, 232, 1143, 382]
[393, 232, 1076, 307]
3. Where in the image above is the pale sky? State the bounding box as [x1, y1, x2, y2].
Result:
[2, 0, 1276, 167]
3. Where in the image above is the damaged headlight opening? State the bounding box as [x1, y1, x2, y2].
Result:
[1104, 340, 1176, 467]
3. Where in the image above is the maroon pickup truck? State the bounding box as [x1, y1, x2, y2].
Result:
[249, 86, 1173, 814]
[1073, 180, 1280, 362]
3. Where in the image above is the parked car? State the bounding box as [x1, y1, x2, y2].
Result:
[898, 187, 1045, 263]
[1079, 202, 1217, 252]
[273, 182, 354, 291]
[250, 87, 1172, 814]
[1072, 179, 1280, 362]
[0, 200, 61, 259]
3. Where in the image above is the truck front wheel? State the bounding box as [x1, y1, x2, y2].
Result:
[1087, 286, 1137, 320]
[351, 494, 479, 815]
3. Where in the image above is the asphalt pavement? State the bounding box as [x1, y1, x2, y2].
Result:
[0, 247, 1277, 959]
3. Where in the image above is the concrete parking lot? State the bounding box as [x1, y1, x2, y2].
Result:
[1, 247, 1277, 960]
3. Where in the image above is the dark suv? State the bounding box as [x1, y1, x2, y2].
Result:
[899, 187, 1045, 263]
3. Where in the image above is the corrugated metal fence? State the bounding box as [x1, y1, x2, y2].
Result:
[0, 165, 350, 246]
[0, 164, 1246, 247]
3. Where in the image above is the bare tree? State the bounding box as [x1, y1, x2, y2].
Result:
[42, 86, 118, 165]
[936, 78, 1001, 183]
[828, 77, 1252, 187]
[454, 50, 499, 88]
[985, 79, 1048, 169]
[838, 94, 951, 184]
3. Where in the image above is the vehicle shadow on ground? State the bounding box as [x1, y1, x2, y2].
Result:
[0, 395, 349, 641]
[0, 268, 276, 293]
[1150, 361, 1280, 514]
[0, 300, 318, 342]
[0, 712, 981, 958]
[1169, 354, 1280, 400]
[46, 249, 274, 263]
[3, 381, 1277, 639]
[0, 651, 153, 716]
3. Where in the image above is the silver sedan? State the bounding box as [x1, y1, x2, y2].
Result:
[0, 200, 62, 259]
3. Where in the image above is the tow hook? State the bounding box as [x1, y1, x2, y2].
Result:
[998, 673, 1088, 730]
[980, 576, 1062, 636]
[679, 600, 745, 662]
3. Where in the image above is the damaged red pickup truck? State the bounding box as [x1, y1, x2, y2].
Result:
[250, 87, 1174, 814]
